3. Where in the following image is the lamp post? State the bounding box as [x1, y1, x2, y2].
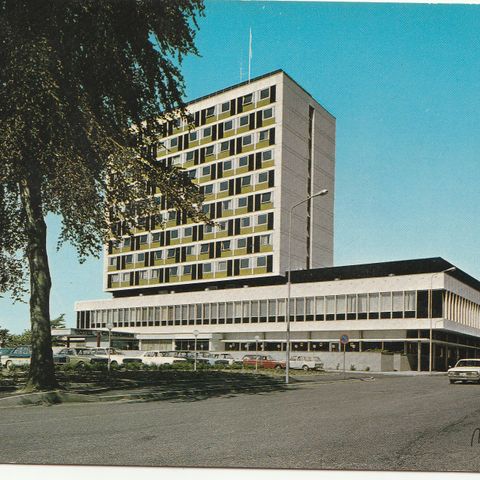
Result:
[106, 320, 113, 373]
[254, 335, 260, 372]
[193, 329, 199, 372]
[286, 189, 328, 384]
[429, 266, 456, 373]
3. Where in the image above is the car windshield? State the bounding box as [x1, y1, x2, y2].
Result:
[456, 360, 480, 367]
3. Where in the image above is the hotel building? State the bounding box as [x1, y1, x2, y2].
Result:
[74, 71, 480, 371]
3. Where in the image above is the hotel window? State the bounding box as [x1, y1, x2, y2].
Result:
[139, 270, 148, 280]
[237, 197, 247, 208]
[183, 265, 192, 275]
[259, 130, 270, 142]
[150, 269, 160, 279]
[187, 169, 197, 179]
[123, 237, 131, 248]
[204, 223, 213, 233]
[168, 211, 176, 221]
[202, 165, 211, 176]
[260, 234, 271, 246]
[205, 145, 215, 156]
[241, 175, 251, 186]
[315, 296, 325, 320]
[256, 256, 266, 267]
[200, 243, 209, 254]
[189, 131, 198, 142]
[137, 253, 145, 262]
[203, 126, 212, 138]
[139, 234, 148, 244]
[262, 150, 273, 162]
[184, 226, 193, 237]
[405, 291, 416, 317]
[320, 296, 333, 321]
[242, 301, 250, 320]
[125, 254, 133, 263]
[223, 159, 233, 171]
[220, 141, 230, 152]
[222, 199, 232, 210]
[380, 292, 392, 319]
[305, 297, 314, 321]
[152, 232, 161, 242]
[239, 115, 249, 127]
[206, 106, 215, 117]
[241, 217, 251, 228]
[170, 229, 179, 239]
[218, 221, 227, 232]
[219, 181, 229, 192]
[217, 261, 227, 272]
[257, 172, 268, 184]
[259, 88, 270, 100]
[336, 295, 346, 320]
[392, 291, 404, 318]
[108, 257, 116, 267]
[170, 266, 178, 276]
[240, 258, 250, 269]
[221, 240, 231, 251]
[242, 134, 253, 146]
[368, 293, 379, 319]
[238, 156, 248, 167]
[167, 249, 176, 258]
[263, 107, 274, 119]
[172, 155, 181, 166]
[357, 294, 368, 319]
[347, 295, 357, 320]
[202, 204, 210, 215]
[186, 150, 195, 161]
[185, 246, 194, 256]
[221, 101, 230, 113]
[204, 183, 214, 195]
[257, 214, 267, 225]
[237, 238, 247, 249]
[224, 119, 233, 131]
[170, 137, 178, 148]
[251, 300, 259, 322]
[203, 262, 212, 273]
[111, 274, 120, 282]
[122, 273, 130, 282]
[243, 93, 253, 104]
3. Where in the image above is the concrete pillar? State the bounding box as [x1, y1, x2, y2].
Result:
[404, 342, 408, 355]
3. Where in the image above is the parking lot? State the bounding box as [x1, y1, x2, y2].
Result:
[1, 374, 480, 471]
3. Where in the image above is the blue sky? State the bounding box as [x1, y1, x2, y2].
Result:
[1, 1, 479, 333]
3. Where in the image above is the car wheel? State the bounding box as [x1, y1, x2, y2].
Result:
[275, 364, 282, 370]
[75, 362, 85, 370]
[5, 361, 14, 371]
[302, 365, 309, 371]
[110, 361, 118, 367]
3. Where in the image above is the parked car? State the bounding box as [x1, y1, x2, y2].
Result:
[1, 345, 68, 369]
[212, 353, 238, 366]
[242, 354, 286, 370]
[137, 351, 188, 366]
[56, 347, 103, 369]
[448, 359, 480, 384]
[289, 355, 324, 371]
[0, 347, 13, 366]
[88, 347, 142, 366]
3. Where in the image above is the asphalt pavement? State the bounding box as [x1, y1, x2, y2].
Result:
[1, 374, 480, 472]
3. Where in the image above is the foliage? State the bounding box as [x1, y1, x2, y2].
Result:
[50, 313, 66, 330]
[0, 1, 205, 389]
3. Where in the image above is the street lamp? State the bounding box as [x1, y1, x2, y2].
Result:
[254, 335, 260, 372]
[193, 329, 199, 372]
[429, 266, 456, 373]
[106, 320, 114, 373]
[286, 189, 328, 384]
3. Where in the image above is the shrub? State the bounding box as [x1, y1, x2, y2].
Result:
[365, 366, 370, 372]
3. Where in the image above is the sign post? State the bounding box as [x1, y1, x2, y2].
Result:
[340, 334, 349, 380]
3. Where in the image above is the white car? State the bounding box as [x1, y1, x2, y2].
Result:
[89, 347, 141, 366]
[289, 355, 324, 371]
[138, 351, 188, 366]
[448, 359, 480, 384]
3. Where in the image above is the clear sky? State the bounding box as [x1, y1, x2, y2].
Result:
[1, 1, 479, 333]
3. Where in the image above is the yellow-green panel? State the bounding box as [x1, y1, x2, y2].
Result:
[139, 279, 149, 286]
[181, 274, 193, 281]
[216, 190, 230, 199]
[256, 98, 271, 108]
[222, 169, 235, 178]
[169, 146, 179, 154]
[216, 231, 228, 239]
[204, 193, 215, 202]
[262, 159, 275, 169]
[222, 209, 234, 217]
[125, 264, 135, 270]
[237, 125, 250, 135]
[108, 265, 117, 272]
[235, 247, 248, 256]
[260, 245, 273, 253]
[218, 111, 230, 121]
[151, 241, 161, 249]
[184, 160, 195, 168]
[253, 267, 268, 275]
[223, 130, 235, 138]
[263, 117, 275, 127]
[203, 272, 214, 280]
[111, 282, 120, 289]
[217, 150, 230, 160]
[254, 224, 269, 233]
[203, 232, 215, 241]
[236, 206, 248, 216]
[239, 269, 253, 276]
[186, 255, 197, 262]
[166, 220, 176, 228]
[256, 140, 270, 150]
[260, 202, 273, 211]
[215, 271, 228, 279]
[140, 244, 150, 251]
[254, 183, 268, 192]
[241, 185, 253, 194]
[220, 250, 233, 258]
[120, 281, 130, 288]
[198, 253, 210, 261]
[205, 153, 217, 162]
[205, 116, 216, 125]
[240, 226, 253, 235]
[236, 166, 249, 175]
[165, 257, 176, 264]
[242, 144, 254, 153]
[154, 259, 164, 266]
[200, 137, 212, 145]
[242, 103, 254, 112]
[170, 238, 180, 245]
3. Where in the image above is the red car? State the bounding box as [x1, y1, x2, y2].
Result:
[242, 354, 286, 369]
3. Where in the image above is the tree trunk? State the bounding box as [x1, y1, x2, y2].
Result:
[19, 176, 58, 391]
